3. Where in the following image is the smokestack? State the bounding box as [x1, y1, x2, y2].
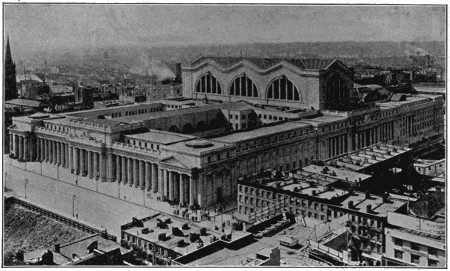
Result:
[175, 63, 181, 81]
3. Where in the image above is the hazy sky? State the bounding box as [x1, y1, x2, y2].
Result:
[4, 4, 446, 55]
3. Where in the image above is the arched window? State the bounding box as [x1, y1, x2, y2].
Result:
[229, 74, 258, 97]
[195, 73, 222, 94]
[267, 76, 300, 101]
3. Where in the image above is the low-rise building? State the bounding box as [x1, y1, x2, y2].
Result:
[383, 211, 445, 267]
[236, 170, 351, 224]
[23, 234, 129, 266]
[414, 158, 445, 178]
[120, 214, 246, 265]
[329, 192, 407, 265]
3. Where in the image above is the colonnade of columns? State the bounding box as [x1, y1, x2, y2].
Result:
[70, 147, 106, 181]
[35, 137, 70, 167]
[158, 169, 196, 206]
[10, 133, 36, 161]
[328, 134, 348, 158]
[355, 123, 394, 150]
[112, 155, 158, 191]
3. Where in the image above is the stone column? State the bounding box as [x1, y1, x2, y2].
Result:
[188, 176, 196, 206]
[158, 168, 164, 196]
[54, 141, 58, 164]
[122, 156, 127, 184]
[145, 162, 151, 191]
[127, 157, 133, 186]
[93, 152, 98, 179]
[152, 164, 158, 193]
[133, 159, 139, 187]
[87, 151, 93, 178]
[173, 172, 179, 200]
[80, 149, 85, 176]
[18, 136, 23, 160]
[35, 138, 40, 161]
[106, 153, 113, 182]
[116, 155, 122, 183]
[42, 141, 48, 162]
[74, 148, 79, 174]
[168, 171, 174, 201]
[13, 135, 17, 158]
[197, 175, 203, 208]
[9, 134, 13, 154]
[100, 153, 106, 182]
[65, 144, 70, 168]
[184, 175, 190, 205]
[50, 141, 54, 164]
[45, 139, 50, 163]
[139, 160, 145, 189]
[69, 146, 73, 172]
[56, 142, 61, 165]
[23, 137, 29, 161]
[163, 170, 168, 199]
[61, 143, 64, 167]
[180, 174, 185, 204]
[39, 138, 43, 161]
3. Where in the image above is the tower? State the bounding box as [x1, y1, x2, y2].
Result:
[4, 36, 17, 100]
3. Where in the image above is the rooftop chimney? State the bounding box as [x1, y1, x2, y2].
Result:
[366, 204, 372, 214]
[54, 244, 60, 253]
[365, 191, 371, 199]
[348, 200, 354, 209]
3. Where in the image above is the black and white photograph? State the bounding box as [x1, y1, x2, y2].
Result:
[2, 3, 447, 267]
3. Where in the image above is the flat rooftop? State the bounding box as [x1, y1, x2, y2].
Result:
[300, 114, 346, 123]
[301, 165, 372, 183]
[377, 94, 438, 109]
[338, 192, 406, 217]
[65, 101, 164, 118]
[326, 143, 411, 171]
[123, 215, 222, 256]
[240, 171, 348, 201]
[164, 138, 233, 156]
[126, 130, 196, 145]
[414, 158, 445, 167]
[213, 121, 312, 143]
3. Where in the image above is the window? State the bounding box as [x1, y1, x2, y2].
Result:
[428, 247, 438, 256]
[411, 254, 420, 264]
[393, 238, 403, 246]
[267, 76, 301, 101]
[428, 259, 438, 267]
[411, 242, 420, 251]
[196, 73, 222, 94]
[230, 74, 258, 97]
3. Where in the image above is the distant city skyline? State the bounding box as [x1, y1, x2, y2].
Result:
[4, 4, 446, 56]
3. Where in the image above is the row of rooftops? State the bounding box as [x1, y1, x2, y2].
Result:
[239, 170, 348, 201]
[239, 169, 406, 217]
[326, 143, 411, 172]
[122, 214, 244, 256]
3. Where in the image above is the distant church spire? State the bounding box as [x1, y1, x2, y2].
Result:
[5, 35, 17, 100]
